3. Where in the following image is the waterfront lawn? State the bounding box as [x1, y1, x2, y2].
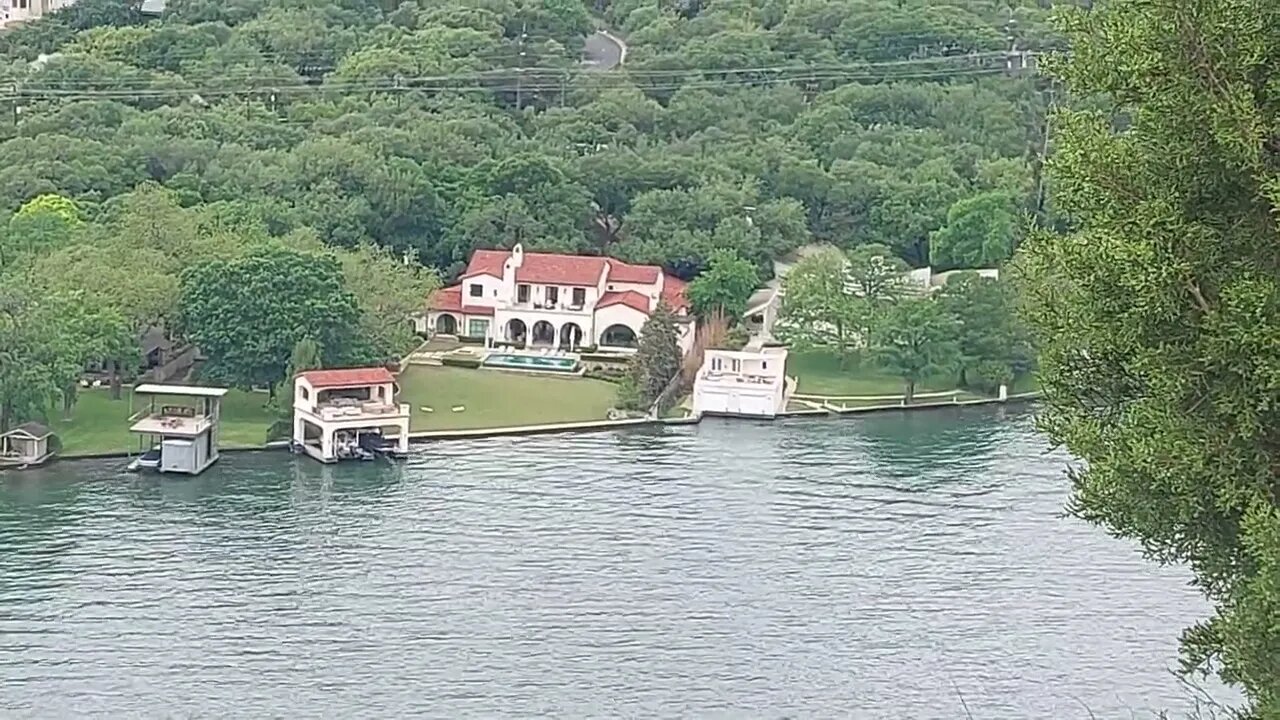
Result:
[54, 387, 276, 457]
[787, 350, 957, 397]
[398, 365, 619, 431]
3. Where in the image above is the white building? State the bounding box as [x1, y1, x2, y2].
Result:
[292, 367, 410, 464]
[419, 244, 694, 354]
[1, 0, 75, 28]
[127, 383, 227, 475]
[692, 347, 790, 418]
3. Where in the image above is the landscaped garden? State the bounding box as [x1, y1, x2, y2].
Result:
[397, 366, 620, 431]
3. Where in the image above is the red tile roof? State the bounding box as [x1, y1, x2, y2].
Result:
[598, 290, 652, 313]
[608, 260, 660, 284]
[298, 368, 395, 389]
[661, 275, 690, 312]
[428, 286, 496, 316]
[456, 248, 667, 288]
[459, 249, 508, 279]
[516, 253, 608, 286]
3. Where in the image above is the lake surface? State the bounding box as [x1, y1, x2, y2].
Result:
[0, 407, 1215, 718]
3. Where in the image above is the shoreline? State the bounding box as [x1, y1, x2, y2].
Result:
[31, 393, 1041, 464]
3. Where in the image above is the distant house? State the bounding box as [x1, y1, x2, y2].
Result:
[1, 0, 162, 28]
[903, 267, 1000, 294]
[418, 243, 695, 355]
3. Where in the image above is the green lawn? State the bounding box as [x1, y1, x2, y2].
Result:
[399, 365, 619, 431]
[787, 351, 957, 397]
[54, 387, 276, 457]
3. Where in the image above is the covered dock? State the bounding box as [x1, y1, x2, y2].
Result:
[128, 384, 227, 475]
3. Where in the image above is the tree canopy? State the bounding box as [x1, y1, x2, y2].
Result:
[1019, 0, 1280, 713]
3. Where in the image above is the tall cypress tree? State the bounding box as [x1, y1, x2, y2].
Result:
[625, 303, 681, 409]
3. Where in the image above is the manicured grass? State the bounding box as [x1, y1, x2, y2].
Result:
[787, 351, 956, 397]
[398, 365, 619, 431]
[53, 387, 276, 457]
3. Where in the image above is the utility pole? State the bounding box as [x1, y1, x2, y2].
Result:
[514, 22, 527, 110]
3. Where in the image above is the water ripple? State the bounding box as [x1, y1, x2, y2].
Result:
[0, 406, 1224, 719]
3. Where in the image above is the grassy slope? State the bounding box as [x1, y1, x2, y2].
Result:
[55, 388, 276, 456]
[398, 365, 619, 431]
[786, 351, 958, 397]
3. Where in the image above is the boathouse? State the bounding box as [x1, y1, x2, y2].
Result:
[128, 384, 227, 475]
[0, 423, 58, 468]
[292, 367, 411, 463]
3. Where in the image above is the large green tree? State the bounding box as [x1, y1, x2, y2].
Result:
[1020, 0, 1280, 714]
[686, 248, 759, 320]
[938, 272, 1034, 392]
[177, 246, 367, 392]
[777, 248, 866, 368]
[873, 296, 958, 404]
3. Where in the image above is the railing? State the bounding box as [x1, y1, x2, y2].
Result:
[312, 401, 411, 421]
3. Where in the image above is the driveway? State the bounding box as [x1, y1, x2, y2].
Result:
[582, 31, 626, 71]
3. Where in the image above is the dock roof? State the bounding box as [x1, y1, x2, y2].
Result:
[133, 384, 229, 398]
[297, 368, 396, 389]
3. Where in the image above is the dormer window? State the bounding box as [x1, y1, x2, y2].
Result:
[469, 284, 484, 298]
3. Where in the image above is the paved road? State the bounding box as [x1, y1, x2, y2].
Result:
[583, 31, 626, 71]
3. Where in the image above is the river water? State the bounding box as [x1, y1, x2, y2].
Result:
[0, 407, 1215, 718]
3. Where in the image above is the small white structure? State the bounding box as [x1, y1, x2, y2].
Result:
[128, 384, 227, 475]
[418, 243, 695, 355]
[0, 422, 57, 468]
[292, 368, 410, 464]
[693, 347, 790, 418]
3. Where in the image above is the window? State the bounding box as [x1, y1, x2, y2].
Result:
[572, 287, 586, 306]
[731, 359, 742, 373]
[546, 286, 559, 305]
[300, 387, 310, 401]
[469, 284, 484, 298]
[711, 358, 722, 371]
[468, 318, 490, 337]
[761, 361, 768, 370]
[517, 284, 530, 303]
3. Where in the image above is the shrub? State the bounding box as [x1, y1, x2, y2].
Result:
[580, 352, 631, 365]
[440, 356, 482, 369]
[457, 335, 486, 345]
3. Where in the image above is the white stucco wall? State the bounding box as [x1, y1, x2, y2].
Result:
[692, 384, 782, 417]
[593, 304, 649, 346]
[460, 275, 502, 307]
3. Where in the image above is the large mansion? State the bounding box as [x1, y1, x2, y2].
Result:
[419, 244, 693, 352]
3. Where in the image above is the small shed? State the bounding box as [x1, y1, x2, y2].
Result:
[0, 423, 58, 468]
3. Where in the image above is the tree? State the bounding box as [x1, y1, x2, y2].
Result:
[1, 194, 83, 267]
[623, 303, 681, 410]
[776, 248, 865, 368]
[338, 243, 440, 361]
[1019, 0, 1280, 713]
[0, 287, 83, 432]
[686, 249, 759, 320]
[873, 297, 958, 404]
[268, 337, 322, 440]
[937, 272, 1034, 392]
[929, 192, 1019, 271]
[846, 243, 908, 302]
[177, 246, 366, 393]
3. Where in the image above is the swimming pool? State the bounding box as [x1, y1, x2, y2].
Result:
[483, 353, 580, 373]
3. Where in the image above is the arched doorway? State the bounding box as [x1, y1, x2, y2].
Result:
[559, 322, 584, 351]
[505, 318, 528, 345]
[531, 320, 556, 346]
[601, 323, 638, 348]
[436, 314, 458, 335]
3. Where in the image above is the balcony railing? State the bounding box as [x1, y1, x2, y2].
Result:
[309, 400, 411, 421]
[698, 371, 781, 386]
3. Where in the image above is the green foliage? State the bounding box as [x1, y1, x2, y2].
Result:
[873, 296, 959, 403]
[268, 337, 322, 439]
[1020, 0, 1280, 713]
[440, 355, 482, 369]
[623, 303, 681, 410]
[338, 243, 441, 361]
[1, 194, 83, 267]
[687, 249, 759, 320]
[777, 248, 867, 366]
[846, 243, 909, 302]
[938, 272, 1034, 393]
[929, 191, 1019, 270]
[177, 246, 366, 390]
